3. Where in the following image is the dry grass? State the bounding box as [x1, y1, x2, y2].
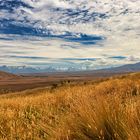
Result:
[0, 73, 140, 140]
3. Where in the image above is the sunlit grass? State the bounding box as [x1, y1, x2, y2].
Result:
[0, 73, 140, 139]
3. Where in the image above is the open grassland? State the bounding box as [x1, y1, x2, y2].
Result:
[0, 73, 140, 140]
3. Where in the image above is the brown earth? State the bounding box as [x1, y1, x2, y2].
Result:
[0, 71, 129, 93]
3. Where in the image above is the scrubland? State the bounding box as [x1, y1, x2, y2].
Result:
[0, 73, 140, 140]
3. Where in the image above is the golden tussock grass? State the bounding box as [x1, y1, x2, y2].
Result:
[0, 73, 140, 140]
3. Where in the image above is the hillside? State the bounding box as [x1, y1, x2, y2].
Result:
[104, 62, 140, 73]
[0, 70, 20, 79]
[0, 72, 140, 139]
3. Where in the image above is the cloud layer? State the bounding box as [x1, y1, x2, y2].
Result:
[0, 0, 140, 70]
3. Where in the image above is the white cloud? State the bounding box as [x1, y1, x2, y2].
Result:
[22, 0, 72, 9]
[0, 0, 140, 69]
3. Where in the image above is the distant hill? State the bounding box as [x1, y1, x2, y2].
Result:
[101, 62, 140, 73]
[0, 71, 19, 79]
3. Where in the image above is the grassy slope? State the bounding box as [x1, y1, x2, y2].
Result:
[0, 73, 140, 140]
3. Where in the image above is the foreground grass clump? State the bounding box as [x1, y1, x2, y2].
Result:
[0, 73, 140, 140]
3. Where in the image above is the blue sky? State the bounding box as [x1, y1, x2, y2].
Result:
[0, 0, 140, 70]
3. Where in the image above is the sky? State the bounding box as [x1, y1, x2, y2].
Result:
[0, 0, 140, 70]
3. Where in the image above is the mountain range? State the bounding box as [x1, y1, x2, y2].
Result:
[0, 62, 140, 74]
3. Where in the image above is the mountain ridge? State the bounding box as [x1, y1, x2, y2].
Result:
[0, 62, 140, 74]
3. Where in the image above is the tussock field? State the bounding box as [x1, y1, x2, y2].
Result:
[0, 73, 140, 140]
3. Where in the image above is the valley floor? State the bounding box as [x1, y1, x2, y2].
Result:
[0, 72, 140, 139]
[0, 71, 124, 94]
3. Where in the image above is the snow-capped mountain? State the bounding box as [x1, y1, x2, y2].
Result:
[0, 61, 140, 74]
